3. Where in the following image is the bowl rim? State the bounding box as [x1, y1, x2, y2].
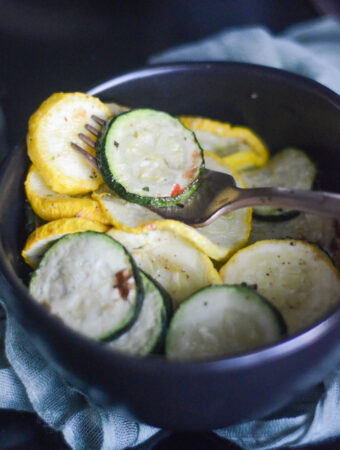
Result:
[1, 61, 340, 375]
[87, 61, 340, 109]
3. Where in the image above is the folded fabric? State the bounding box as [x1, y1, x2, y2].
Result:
[0, 304, 162, 449]
[1, 16, 340, 450]
[150, 16, 340, 95]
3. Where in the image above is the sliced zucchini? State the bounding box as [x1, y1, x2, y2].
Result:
[96, 109, 204, 207]
[220, 240, 340, 334]
[240, 148, 316, 220]
[107, 227, 222, 307]
[166, 285, 286, 361]
[29, 231, 143, 340]
[108, 271, 172, 355]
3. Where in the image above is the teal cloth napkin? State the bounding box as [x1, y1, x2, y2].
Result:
[150, 16, 340, 95]
[1, 16, 340, 450]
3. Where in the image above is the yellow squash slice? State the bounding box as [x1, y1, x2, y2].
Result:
[107, 228, 222, 307]
[22, 217, 108, 268]
[25, 165, 109, 224]
[220, 240, 340, 335]
[27, 92, 112, 195]
[180, 116, 269, 170]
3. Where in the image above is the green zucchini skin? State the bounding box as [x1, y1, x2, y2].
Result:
[141, 271, 173, 354]
[107, 270, 173, 355]
[100, 251, 144, 342]
[141, 270, 173, 323]
[253, 209, 300, 222]
[238, 284, 287, 336]
[96, 109, 205, 207]
[29, 231, 144, 342]
[95, 233, 144, 341]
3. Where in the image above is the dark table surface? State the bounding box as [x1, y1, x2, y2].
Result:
[1, 1, 340, 448]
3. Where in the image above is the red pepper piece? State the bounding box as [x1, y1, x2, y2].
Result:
[171, 183, 183, 197]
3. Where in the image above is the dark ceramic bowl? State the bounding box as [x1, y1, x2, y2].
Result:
[0, 63, 340, 431]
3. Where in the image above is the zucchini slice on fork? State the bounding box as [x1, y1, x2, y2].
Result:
[96, 109, 204, 207]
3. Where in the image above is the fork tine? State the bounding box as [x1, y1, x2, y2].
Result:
[91, 115, 105, 126]
[85, 124, 99, 136]
[71, 142, 98, 169]
[79, 133, 95, 148]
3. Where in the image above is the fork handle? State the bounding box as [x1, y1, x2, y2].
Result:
[230, 186, 340, 218]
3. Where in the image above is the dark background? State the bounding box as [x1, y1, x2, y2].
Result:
[1, 0, 340, 448]
[0, 0, 321, 149]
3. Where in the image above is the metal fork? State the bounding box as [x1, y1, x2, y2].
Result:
[71, 116, 340, 228]
[70, 114, 104, 169]
[148, 169, 340, 227]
